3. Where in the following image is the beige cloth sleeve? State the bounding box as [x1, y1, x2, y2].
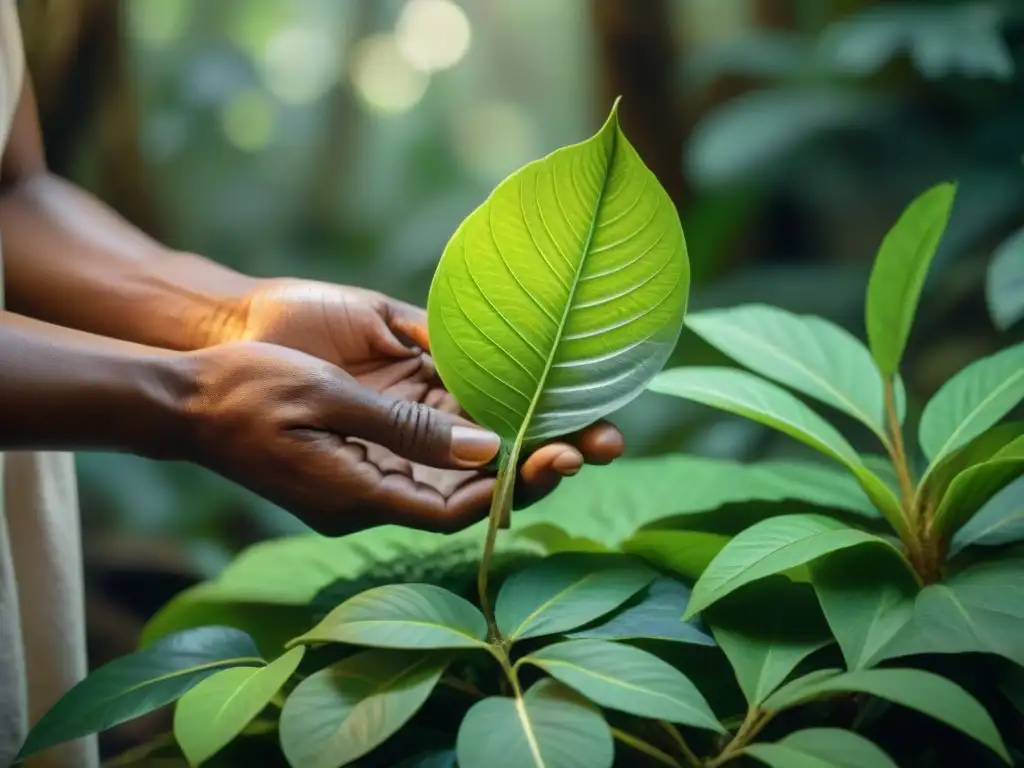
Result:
[0, 1, 99, 766]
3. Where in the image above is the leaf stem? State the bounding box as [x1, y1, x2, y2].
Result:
[705, 708, 774, 768]
[884, 378, 915, 519]
[660, 722, 703, 768]
[477, 439, 524, 643]
[441, 674, 485, 699]
[101, 732, 177, 767]
[612, 728, 684, 768]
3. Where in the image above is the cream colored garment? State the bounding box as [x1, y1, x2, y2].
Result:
[0, 2, 98, 766]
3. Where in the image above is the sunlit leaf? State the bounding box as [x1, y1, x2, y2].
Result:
[810, 546, 918, 669]
[762, 668, 1010, 763]
[290, 584, 488, 649]
[685, 514, 897, 618]
[522, 639, 723, 732]
[865, 182, 956, 377]
[456, 678, 614, 768]
[495, 553, 654, 642]
[279, 649, 447, 768]
[426, 99, 688, 469]
[918, 341, 1024, 469]
[568, 578, 715, 646]
[686, 303, 898, 437]
[174, 646, 304, 766]
[16, 628, 263, 762]
[987, 225, 1024, 330]
[744, 727, 898, 768]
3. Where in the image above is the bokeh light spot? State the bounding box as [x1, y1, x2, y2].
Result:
[220, 89, 276, 152]
[129, 0, 189, 47]
[351, 34, 429, 116]
[261, 26, 339, 105]
[395, 0, 472, 73]
[453, 102, 538, 183]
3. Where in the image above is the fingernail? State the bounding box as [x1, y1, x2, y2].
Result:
[451, 426, 501, 465]
[553, 453, 583, 476]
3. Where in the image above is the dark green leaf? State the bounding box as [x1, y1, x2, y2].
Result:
[685, 514, 895, 618]
[568, 578, 715, 646]
[744, 727, 898, 768]
[931, 449, 1024, 541]
[918, 342, 1024, 469]
[705, 578, 831, 706]
[456, 678, 614, 768]
[922, 422, 1024, 506]
[686, 303, 896, 438]
[16, 627, 263, 762]
[495, 553, 654, 642]
[865, 182, 956, 377]
[521, 639, 724, 732]
[950, 477, 1024, 555]
[279, 649, 447, 768]
[987, 225, 1024, 331]
[174, 646, 304, 766]
[762, 667, 1010, 763]
[622, 530, 728, 581]
[811, 546, 918, 670]
[290, 584, 488, 649]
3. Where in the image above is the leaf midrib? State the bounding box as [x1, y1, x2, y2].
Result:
[929, 369, 1024, 463]
[507, 571, 605, 640]
[313, 618, 485, 646]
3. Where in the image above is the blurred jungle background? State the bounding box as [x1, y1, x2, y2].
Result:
[17, 0, 1023, 756]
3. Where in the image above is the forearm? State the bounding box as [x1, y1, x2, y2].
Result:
[0, 172, 257, 350]
[0, 309, 194, 456]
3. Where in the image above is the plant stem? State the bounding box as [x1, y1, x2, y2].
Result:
[441, 674, 485, 699]
[101, 732, 177, 767]
[612, 728, 684, 768]
[477, 440, 524, 643]
[705, 708, 774, 768]
[884, 378, 915, 518]
[660, 722, 703, 768]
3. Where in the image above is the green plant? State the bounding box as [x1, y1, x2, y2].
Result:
[15, 112, 1024, 767]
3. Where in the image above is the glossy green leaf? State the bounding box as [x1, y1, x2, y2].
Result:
[495, 553, 654, 642]
[810, 546, 918, 670]
[865, 182, 956, 376]
[16, 627, 263, 762]
[875, 552, 1024, 667]
[568, 578, 715, 646]
[918, 342, 1024, 469]
[174, 646, 304, 766]
[648, 367, 904, 534]
[289, 583, 487, 649]
[950, 477, 1024, 555]
[686, 303, 898, 438]
[279, 649, 447, 768]
[685, 514, 894, 618]
[987, 225, 1024, 331]
[426, 100, 688, 459]
[922, 422, 1024, 506]
[456, 678, 614, 768]
[705, 578, 832, 706]
[762, 668, 1010, 763]
[521, 639, 723, 732]
[930, 449, 1024, 541]
[622, 530, 729, 581]
[744, 728, 898, 768]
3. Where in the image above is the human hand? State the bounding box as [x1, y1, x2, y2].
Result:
[182, 339, 618, 535]
[214, 278, 624, 502]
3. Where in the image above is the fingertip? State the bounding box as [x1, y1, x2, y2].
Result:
[579, 422, 624, 464]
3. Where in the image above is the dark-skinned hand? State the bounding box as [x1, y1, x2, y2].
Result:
[190, 278, 624, 535]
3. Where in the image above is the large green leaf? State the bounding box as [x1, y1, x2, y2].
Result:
[744, 728, 898, 768]
[950, 477, 1024, 555]
[987, 225, 1024, 331]
[648, 368, 904, 534]
[426, 100, 688, 460]
[289, 584, 488, 650]
[174, 646, 304, 766]
[16, 627, 263, 762]
[622, 530, 729, 581]
[921, 422, 1024, 506]
[810, 546, 918, 670]
[686, 303, 897, 438]
[705, 578, 831, 706]
[456, 678, 614, 768]
[685, 514, 896, 618]
[930, 448, 1024, 541]
[520, 639, 723, 732]
[568, 578, 715, 646]
[875, 552, 1024, 667]
[865, 182, 956, 377]
[495, 553, 654, 642]
[918, 342, 1024, 469]
[762, 668, 1010, 763]
[279, 649, 447, 768]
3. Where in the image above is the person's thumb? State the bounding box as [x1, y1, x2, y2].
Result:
[338, 385, 501, 469]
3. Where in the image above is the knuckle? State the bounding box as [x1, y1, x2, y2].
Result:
[387, 399, 434, 454]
